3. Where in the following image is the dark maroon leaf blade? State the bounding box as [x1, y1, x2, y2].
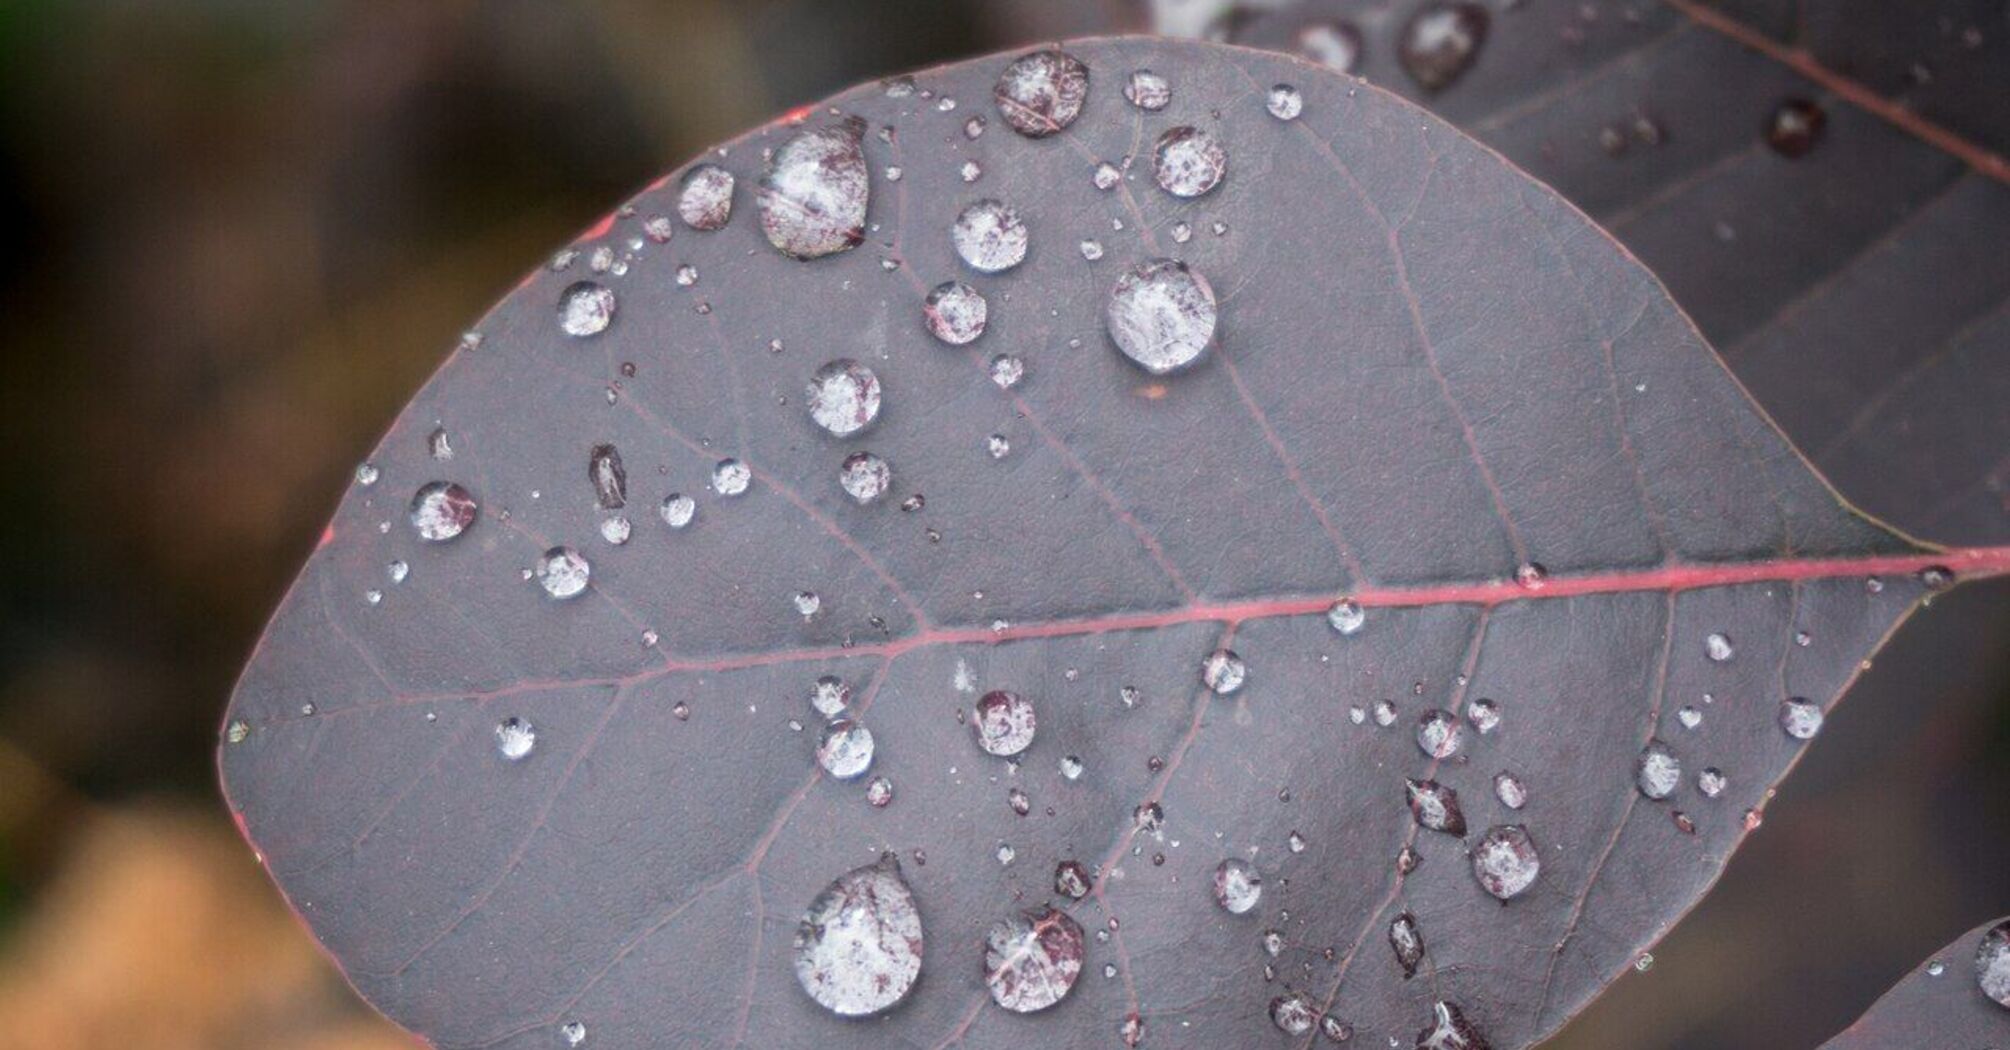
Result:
[218, 37, 2008, 1050]
[1820, 916, 2010, 1047]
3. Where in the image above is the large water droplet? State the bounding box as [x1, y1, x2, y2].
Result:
[1399, 3, 1490, 92]
[758, 117, 869, 259]
[993, 50, 1090, 138]
[589, 444, 627, 509]
[924, 281, 989, 345]
[1106, 258, 1217, 374]
[677, 163, 735, 231]
[951, 199, 1029, 273]
[793, 855, 924, 1017]
[1212, 858, 1262, 914]
[1471, 824, 1539, 900]
[1635, 739, 1681, 800]
[1976, 919, 2010, 1008]
[495, 716, 536, 760]
[817, 719, 875, 780]
[1201, 648, 1246, 695]
[1297, 21, 1363, 74]
[1389, 912, 1426, 978]
[1764, 98, 1826, 158]
[558, 281, 616, 337]
[1406, 779, 1467, 836]
[974, 690, 1037, 757]
[807, 359, 882, 437]
[1778, 697, 1824, 740]
[1152, 126, 1227, 198]
[409, 482, 478, 541]
[983, 905, 1086, 1012]
[839, 452, 892, 504]
[534, 546, 591, 599]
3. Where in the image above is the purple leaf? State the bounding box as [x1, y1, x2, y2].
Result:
[1820, 916, 2010, 1046]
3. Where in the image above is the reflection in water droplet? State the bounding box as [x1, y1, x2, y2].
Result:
[1213, 858, 1262, 914]
[1327, 598, 1365, 635]
[1494, 771, 1527, 810]
[758, 118, 869, 259]
[1406, 779, 1467, 836]
[1297, 21, 1364, 74]
[1472, 824, 1539, 900]
[952, 199, 1030, 274]
[1764, 98, 1826, 158]
[659, 493, 696, 529]
[1106, 258, 1217, 375]
[1152, 126, 1227, 198]
[712, 459, 751, 496]
[1399, 3, 1490, 92]
[924, 281, 989, 345]
[1976, 919, 2010, 1007]
[793, 855, 923, 1017]
[1416, 710, 1463, 758]
[984, 905, 1085, 1012]
[994, 50, 1090, 138]
[495, 717, 536, 760]
[1390, 912, 1426, 978]
[1778, 697, 1823, 740]
[974, 690, 1037, 756]
[534, 547, 591, 599]
[1266, 84, 1304, 120]
[558, 281, 616, 337]
[1270, 992, 1317, 1035]
[677, 164, 735, 231]
[807, 359, 882, 437]
[839, 452, 892, 504]
[1201, 648, 1246, 695]
[409, 482, 478, 542]
[817, 720, 875, 780]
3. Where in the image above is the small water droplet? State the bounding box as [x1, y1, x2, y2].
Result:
[807, 359, 882, 437]
[1390, 912, 1426, 977]
[952, 199, 1029, 273]
[355, 462, 379, 486]
[1697, 767, 1726, 798]
[1400, 3, 1490, 92]
[758, 117, 869, 259]
[1213, 858, 1263, 914]
[974, 690, 1037, 756]
[1373, 699, 1398, 727]
[409, 482, 478, 541]
[1201, 648, 1246, 695]
[1124, 69, 1171, 111]
[599, 516, 631, 545]
[1093, 162, 1121, 190]
[712, 459, 751, 496]
[1152, 126, 1227, 198]
[1704, 632, 1734, 662]
[495, 716, 536, 760]
[1677, 705, 1702, 730]
[1417, 1000, 1488, 1049]
[793, 591, 821, 618]
[534, 547, 591, 599]
[1270, 992, 1318, 1035]
[984, 905, 1086, 1011]
[1778, 697, 1824, 740]
[1636, 739, 1681, 800]
[558, 281, 616, 337]
[559, 1020, 586, 1046]
[588, 444, 627, 509]
[839, 451, 892, 504]
[1471, 824, 1539, 900]
[793, 855, 923, 1016]
[1078, 238, 1105, 261]
[1466, 698, 1500, 734]
[225, 719, 250, 744]
[817, 719, 875, 780]
[865, 775, 894, 807]
[993, 50, 1090, 138]
[1406, 779, 1467, 836]
[1106, 258, 1217, 375]
[1060, 754, 1084, 780]
[1494, 771, 1527, 810]
[988, 354, 1026, 390]
[809, 675, 851, 718]
[986, 434, 1011, 460]
[1415, 709, 1463, 758]
[1764, 98, 1826, 158]
[659, 493, 696, 529]
[1266, 84, 1304, 120]
[677, 164, 735, 230]
[1054, 859, 1091, 899]
[923, 280, 988, 345]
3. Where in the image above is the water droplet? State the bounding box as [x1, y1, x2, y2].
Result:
[1054, 859, 1091, 899]
[386, 560, 409, 584]
[1399, 3, 1490, 92]
[1124, 69, 1171, 111]
[1415, 709, 1463, 758]
[963, 115, 987, 139]
[995, 842, 1016, 866]
[973, 690, 1036, 757]
[1121, 1012, 1145, 1046]
[984, 905, 1086, 1012]
[599, 516, 631, 545]
[1092, 162, 1121, 190]
[809, 675, 851, 718]
[1005, 786, 1032, 816]
[1466, 698, 1500, 734]
[1390, 912, 1426, 977]
[951, 199, 1029, 273]
[1764, 98, 1826, 158]
[1270, 992, 1318, 1035]
[1288, 830, 1308, 853]
[712, 459, 751, 496]
[989, 354, 1025, 388]
[534, 547, 591, 599]
[1677, 705, 1702, 730]
[409, 482, 478, 541]
[793, 855, 923, 1016]
[1060, 754, 1084, 780]
[1778, 697, 1823, 740]
[1917, 565, 1955, 591]
[1416, 1000, 1488, 1049]
[1201, 648, 1246, 694]
[993, 50, 1090, 138]
[495, 717, 536, 760]
[1471, 824, 1540, 900]
[817, 719, 875, 780]
[224, 719, 250, 744]
[354, 462, 379, 486]
[839, 451, 892, 504]
[1078, 238, 1105, 261]
[1925, 959, 1944, 977]
[1261, 928, 1288, 956]
[923, 280, 988, 345]
[1297, 21, 1364, 74]
[659, 493, 696, 529]
[1106, 258, 1217, 375]
[1320, 1013, 1354, 1042]
[1406, 779, 1467, 836]
[1213, 858, 1262, 914]
[865, 775, 894, 807]
[1635, 740, 1681, 800]
[1697, 767, 1726, 798]
[1514, 562, 1548, 589]
[1975, 919, 2010, 1007]
[1494, 771, 1527, 810]
[793, 591, 822, 618]
[1704, 632, 1734, 662]
[807, 359, 882, 437]
[558, 281, 616, 337]
[1134, 800, 1164, 834]
[1373, 700, 1398, 727]
[588, 444, 627, 509]
[560, 1020, 586, 1046]
[677, 164, 734, 231]
[758, 117, 869, 259]
[426, 427, 454, 461]
[1266, 84, 1304, 120]
[1152, 126, 1226, 198]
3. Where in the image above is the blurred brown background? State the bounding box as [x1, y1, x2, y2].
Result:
[0, 2, 2001, 1048]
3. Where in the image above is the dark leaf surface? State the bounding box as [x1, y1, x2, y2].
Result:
[1819, 916, 2010, 1047]
[219, 37, 2006, 1050]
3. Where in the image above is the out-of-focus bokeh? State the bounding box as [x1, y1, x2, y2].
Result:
[0, 3, 2000, 1048]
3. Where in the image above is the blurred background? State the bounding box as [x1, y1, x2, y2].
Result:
[0, 2, 2001, 1048]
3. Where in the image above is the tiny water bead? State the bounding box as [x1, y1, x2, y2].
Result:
[1060, 755, 1084, 780]
[1389, 912, 1426, 977]
[993, 49, 1090, 138]
[676, 163, 734, 231]
[758, 117, 869, 260]
[589, 444, 626, 509]
[409, 482, 478, 541]
[1151, 126, 1227, 198]
[839, 452, 892, 504]
[559, 1021, 586, 1047]
[1635, 740, 1681, 800]
[1406, 779, 1467, 836]
[1399, 2, 1490, 92]
[1778, 697, 1824, 740]
[1201, 648, 1246, 695]
[1078, 238, 1105, 261]
[1107, 258, 1218, 374]
[923, 280, 989, 345]
[495, 717, 536, 760]
[1373, 699, 1398, 727]
[1697, 767, 1727, 798]
[1092, 162, 1121, 190]
[984, 905, 1086, 1012]
[793, 855, 924, 1017]
[1124, 69, 1171, 111]
[1265, 84, 1303, 121]
[1270, 992, 1317, 1035]
[865, 775, 894, 807]
[951, 199, 1029, 274]
[793, 591, 821, 618]
[988, 353, 1025, 388]
[1471, 825, 1540, 900]
[1704, 632, 1734, 662]
[1764, 98, 1827, 158]
[1296, 20, 1363, 74]
[974, 690, 1037, 757]
[817, 720, 875, 780]
[711, 459, 751, 496]
[807, 359, 882, 437]
[986, 434, 1011, 460]
[1494, 771, 1527, 810]
[659, 493, 696, 529]
[599, 516, 631, 545]
[1007, 787, 1032, 816]
[1466, 698, 1500, 734]
[1415, 709, 1463, 758]
[534, 547, 591, 599]
[1213, 858, 1263, 914]
[354, 462, 379, 486]
[426, 426, 454, 460]
[810, 675, 850, 718]
[557, 281, 616, 337]
[1976, 920, 2010, 1007]
[1326, 598, 1365, 636]
[225, 719, 250, 744]
[1054, 859, 1091, 899]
